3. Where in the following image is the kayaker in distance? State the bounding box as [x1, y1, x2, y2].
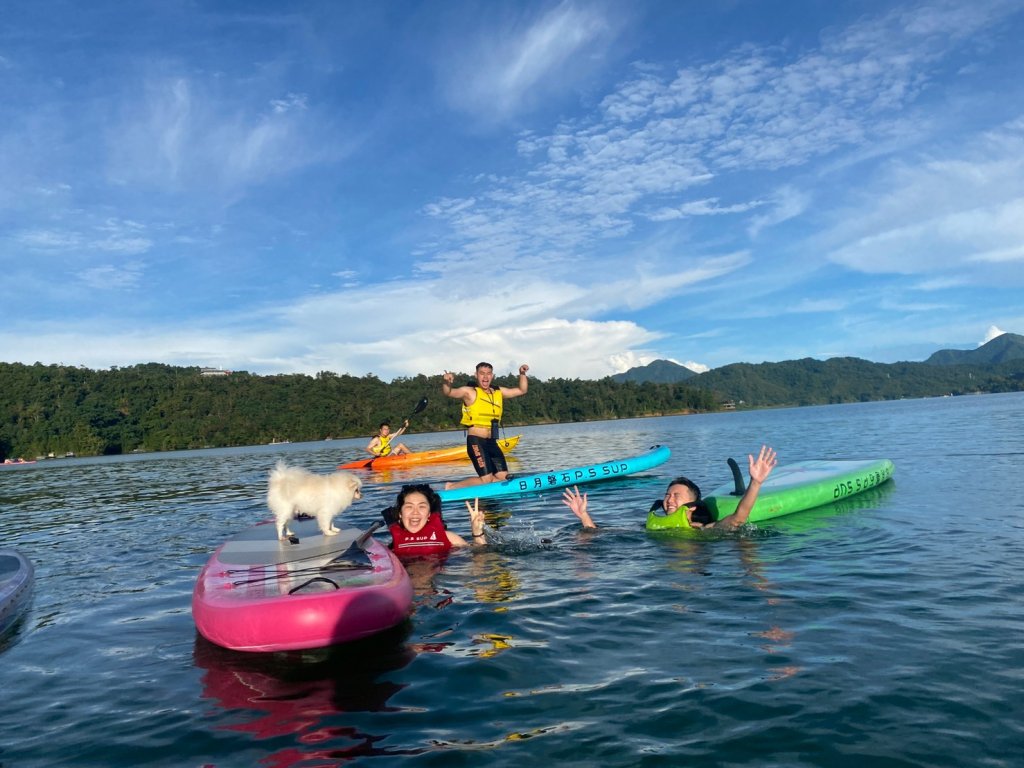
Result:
[383, 483, 487, 557]
[562, 445, 778, 530]
[441, 361, 529, 489]
[366, 420, 411, 457]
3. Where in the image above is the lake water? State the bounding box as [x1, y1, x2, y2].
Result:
[2, 393, 1023, 767]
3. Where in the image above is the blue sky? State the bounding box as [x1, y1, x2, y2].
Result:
[2, 1, 1023, 381]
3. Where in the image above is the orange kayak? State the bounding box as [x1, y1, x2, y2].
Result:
[338, 434, 522, 470]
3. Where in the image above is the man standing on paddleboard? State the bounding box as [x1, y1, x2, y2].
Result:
[441, 361, 529, 489]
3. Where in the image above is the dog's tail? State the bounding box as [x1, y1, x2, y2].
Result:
[269, 460, 290, 481]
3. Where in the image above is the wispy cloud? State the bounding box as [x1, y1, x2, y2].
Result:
[440, 3, 617, 121]
[3, 1, 1023, 379]
[77, 262, 145, 290]
[16, 219, 152, 256]
[825, 120, 1024, 279]
[646, 197, 766, 221]
[425, 1, 1017, 287]
[106, 74, 340, 194]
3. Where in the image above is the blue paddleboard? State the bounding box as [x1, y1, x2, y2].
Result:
[437, 445, 671, 503]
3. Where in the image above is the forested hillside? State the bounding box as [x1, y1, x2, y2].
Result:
[4, 351, 1023, 460]
[924, 332, 1024, 365]
[0, 363, 717, 459]
[689, 357, 1024, 407]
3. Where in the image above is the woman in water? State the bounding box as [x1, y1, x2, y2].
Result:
[384, 483, 486, 558]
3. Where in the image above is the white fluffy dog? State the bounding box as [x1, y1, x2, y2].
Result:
[267, 461, 363, 540]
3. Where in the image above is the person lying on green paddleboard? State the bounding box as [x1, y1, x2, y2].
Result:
[562, 445, 778, 530]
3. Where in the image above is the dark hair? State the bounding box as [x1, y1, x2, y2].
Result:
[379, 421, 390, 429]
[475, 362, 493, 372]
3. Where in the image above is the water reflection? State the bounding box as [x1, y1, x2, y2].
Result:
[194, 625, 420, 764]
[763, 481, 896, 536]
[403, 548, 526, 660]
[652, 530, 802, 680]
[0, 614, 31, 654]
[402, 558, 454, 611]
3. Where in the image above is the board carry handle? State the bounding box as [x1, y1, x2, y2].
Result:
[727, 457, 746, 496]
[288, 576, 340, 594]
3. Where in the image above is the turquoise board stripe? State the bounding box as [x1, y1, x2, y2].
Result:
[437, 445, 672, 503]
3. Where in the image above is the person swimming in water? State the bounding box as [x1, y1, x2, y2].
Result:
[562, 445, 778, 530]
[383, 483, 486, 558]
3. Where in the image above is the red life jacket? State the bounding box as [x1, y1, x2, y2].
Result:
[389, 513, 452, 558]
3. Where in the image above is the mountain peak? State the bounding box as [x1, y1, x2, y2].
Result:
[611, 359, 699, 384]
[924, 332, 1024, 365]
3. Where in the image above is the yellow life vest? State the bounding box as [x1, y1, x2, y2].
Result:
[461, 387, 503, 428]
[376, 434, 393, 456]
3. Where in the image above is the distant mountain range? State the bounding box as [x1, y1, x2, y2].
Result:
[614, 333, 1024, 385]
[923, 332, 1024, 365]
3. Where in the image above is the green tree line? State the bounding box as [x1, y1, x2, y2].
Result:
[692, 357, 1024, 407]
[4, 356, 1022, 460]
[0, 363, 718, 459]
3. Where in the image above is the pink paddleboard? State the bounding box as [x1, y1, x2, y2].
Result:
[193, 520, 411, 652]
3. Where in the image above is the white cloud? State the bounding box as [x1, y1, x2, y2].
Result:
[270, 93, 308, 114]
[77, 263, 145, 291]
[646, 197, 765, 221]
[981, 325, 1005, 344]
[824, 121, 1024, 280]
[680, 360, 710, 374]
[106, 74, 344, 194]
[17, 230, 81, 249]
[913, 276, 967, 291]
[6, 1, 1023, 381]
[15, 219, 153, 256]
[426, 2, 1014, 283]
[747, 186, 810, 237]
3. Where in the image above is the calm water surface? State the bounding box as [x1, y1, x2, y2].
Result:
[2, 393, 1023, 767]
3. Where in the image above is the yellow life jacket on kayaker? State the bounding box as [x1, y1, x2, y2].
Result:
[376, 434, 393, 456]
[461, 387, 503, 428]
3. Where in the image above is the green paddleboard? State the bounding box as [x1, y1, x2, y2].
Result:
[646, 458, 894, 530]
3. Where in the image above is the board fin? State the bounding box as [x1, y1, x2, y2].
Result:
[727, 457, 746, 496]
